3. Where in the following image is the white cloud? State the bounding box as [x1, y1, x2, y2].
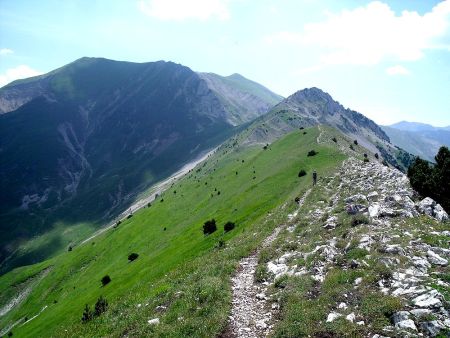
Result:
[0, 65, 42, 88]
[265, 1, 450, 65]
[138, 0, 230, 21]
[0, 48, 14, 56]
[386, 65, 410, 76]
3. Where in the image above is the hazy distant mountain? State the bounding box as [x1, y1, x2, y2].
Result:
[382, 121, 450, 162]
[389, 121, 450, 132]
[0, 57, 281, 268]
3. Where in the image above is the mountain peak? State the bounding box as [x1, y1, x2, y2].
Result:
[290, 87, 334, 103]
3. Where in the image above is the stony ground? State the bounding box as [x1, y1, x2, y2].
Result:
[229, 190, 311, 337]
[234, 157, 449, 337]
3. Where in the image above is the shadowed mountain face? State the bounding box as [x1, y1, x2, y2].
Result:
[382, 122, 450, 162]
[0, 57, 281, 268]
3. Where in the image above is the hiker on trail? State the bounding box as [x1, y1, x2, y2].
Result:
[312, 171, 317, 186]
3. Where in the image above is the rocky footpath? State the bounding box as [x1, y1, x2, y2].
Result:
[259, 158, 449, 337]
[228, 190, 311, 338]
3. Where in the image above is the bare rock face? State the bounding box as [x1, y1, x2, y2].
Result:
[417, 197, 449, 222]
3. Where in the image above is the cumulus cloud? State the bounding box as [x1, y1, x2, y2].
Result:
[0, 48, 14, 56]
[265, 1, 450, 65]
[0, 65, 42, 88]
[386, 65, 410, 76]
[138, 0, 230, 21]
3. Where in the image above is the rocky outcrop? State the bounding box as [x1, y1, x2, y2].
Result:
[259, 157, 450, 337]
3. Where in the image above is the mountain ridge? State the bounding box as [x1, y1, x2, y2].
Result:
[0, 57, 282, 272]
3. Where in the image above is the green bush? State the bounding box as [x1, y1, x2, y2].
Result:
[94, 296, 108, 317]
[332, 137, 337, 143]
[255, 265, 269, 283]
[81, 304, 93, 323]
[354, 140, 358, 145]
[101, 275, 111, 286]
[307, 150, 317, 157]
[364, 158, 369, 163]
[298, 169, 307, 177]
[351, 214, 369, 226]
[128, 253, 139, 262]
[408, 146, 450, 211]
[203, 219, 217, 235]
[224, 221, 235, 232]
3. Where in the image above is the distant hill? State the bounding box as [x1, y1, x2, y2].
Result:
[0, 57, 282, 271]
[382, 121, 450, 162]
[389, 121, 450, 132]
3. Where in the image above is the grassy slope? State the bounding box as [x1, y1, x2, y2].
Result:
[0, 127, 346, 337]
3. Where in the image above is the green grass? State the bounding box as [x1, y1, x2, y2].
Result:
[0, 126, 346, 337]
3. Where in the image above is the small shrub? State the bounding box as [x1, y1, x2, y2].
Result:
[299, 127, 304, 130]
[8, 331, 13, 337]
[101, 275, 111, 286]
[298, 169, 307, 177]
[274, 274, 289, 289]
[350, 144, 355, 150]
[364, 158, 369, 163]
[147, 202, 151, 207]
[224, 221, 236, 232]
[255, 265, 269, 283]
[215, 239, 226, 248]
[303, 131, 307, 135]
[332, 137, 337, 143]
[375, 153, 379, 159]
[363, 153, 368, 158]
[81, 304, 93, 323]
[68, 246, 72, 252]
[351, 214, 369, 226]
[382, 160, 388, 166]
[354, 140, 358, 145]
[203, 219, 217, 235]
[94, 296, 108, 317]
[128, 253, 139, 262]
[126, 214, 133, 219]
[307, 150, 317, 157]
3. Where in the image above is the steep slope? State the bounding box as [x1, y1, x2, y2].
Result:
[0, 57, 280, 272]
[0, 126, 346, 337]
[197, 72, 283, 125]
[382, 124, 450, 162]
[242, 87, 414, 170]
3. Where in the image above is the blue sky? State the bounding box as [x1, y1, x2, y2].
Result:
[0, 0, 449, 126]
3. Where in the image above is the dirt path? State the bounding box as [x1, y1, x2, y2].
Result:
[80, 147, 217, 245]
[228, 189, 311, 337]
[316, 124, 325, 144]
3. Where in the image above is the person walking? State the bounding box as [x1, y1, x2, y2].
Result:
[312, 170, 317, 186]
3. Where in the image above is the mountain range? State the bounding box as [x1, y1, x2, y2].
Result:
[0, 57, 281, 271]
[0, 57, 449, 337]
[382, 121, 450, 162]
